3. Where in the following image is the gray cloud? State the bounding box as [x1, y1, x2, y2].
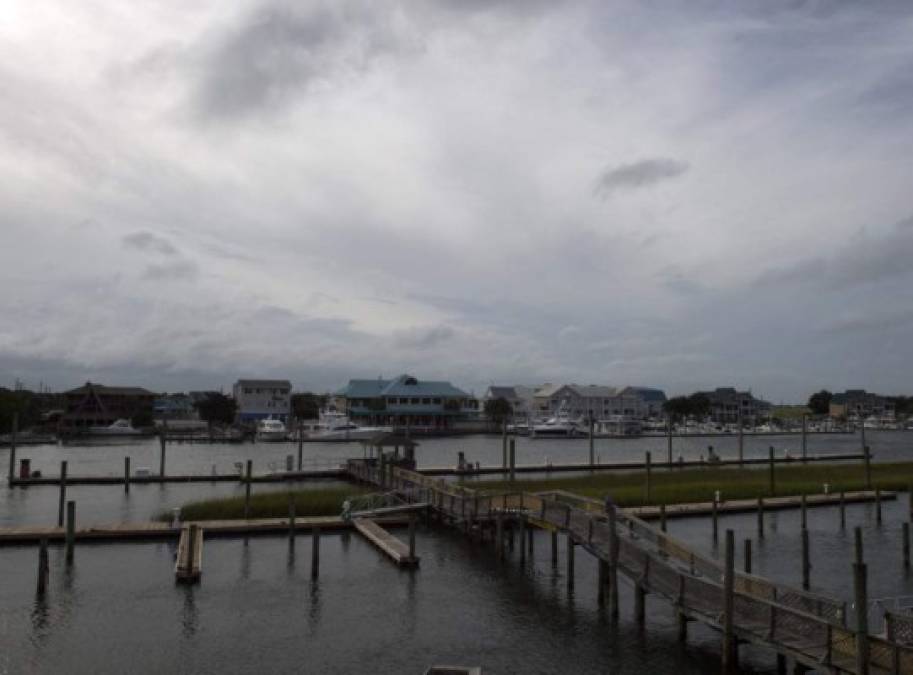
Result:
[393, 325, 456, 350]
[593, 158, 689, 198]
[142, 260, 199, 281]
[123, 231, 179, 256]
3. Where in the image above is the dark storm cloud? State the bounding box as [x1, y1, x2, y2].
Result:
[593, 158, 689, 198]
[194, 1, 406, 119]
[122, 231, 179, 256]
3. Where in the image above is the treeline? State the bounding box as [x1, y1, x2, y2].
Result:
[0, 389, 53, 434]
[662, 393, 711, 421]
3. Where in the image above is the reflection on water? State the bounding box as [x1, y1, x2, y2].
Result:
[180, 586, 198, 639]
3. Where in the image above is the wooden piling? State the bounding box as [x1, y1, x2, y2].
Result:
[659, 503, 667, 532]
[800, 494, 807, 530]
[496, 514, 504, 561]
[635, 582, 645, 625]
[608, 507, 619, 619]
[57, 460, 67, 527]
[737, 411, 744, 465]
[244, 460, 252, 519]
[501, 422, 508, 469]
[666, 414, 673, 465]
[757, 497, 764, 539]
[840, 491, 846, 529]
[550, 530, 558, 566]
[768, 446, 776, 496]
[589, 417, 595, 469]
[712, 496, 719, 543]
[408, 515, 416, 561]
[854, 526, 864, 565]
[903, 522, 910, 569]
[875, 487, 882, 525]
[566, 534, 575, 590]
[722, 529, 736, 673]
[863, 445, 871, 490]
[519, 516, 526, 564]
[801, 528, 810, 590]
[65, 500, 75, 564]
[644, 451, 652, 504]
[508, 438, 516, 483]
[297, 422, 304, 471]
[124, 457, 130, 494]
[288, 493, 296, 539]
[37, 538, 49, 595]
[311, 527, 320, 579]
[597, 559, 607, 606]
[801, 414, 808, 462]
[7, 413, 17, 484]
[744, 538, 752, 575]
[854, 561, 869, 675]
[159, 427, 166, 477]
[527, 525, 534, 556]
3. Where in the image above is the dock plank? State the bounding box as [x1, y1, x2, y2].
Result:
[353, 517, 418, 567]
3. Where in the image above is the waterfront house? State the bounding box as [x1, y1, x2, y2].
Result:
[695, 387, 771, 424]
[482, 385, 538, 421]
[337, 374, 474, 430]
[153, 393, 197, 420]
[618, 386, 668, 419]
[60, 382, 157, 431]
[829, 390, 895, 421]
[232, 379, 291, 423]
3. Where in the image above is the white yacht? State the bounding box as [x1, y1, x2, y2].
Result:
[256, 418, 289, 442]
[88, 419, 143, 436]
[531, 404, 583, 438]
[307, 409, 392, 441]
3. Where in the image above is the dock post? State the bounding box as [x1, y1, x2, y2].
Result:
[608, 506, 619, 619]
[666, 414, 673, 465]
[7, 413, 17, 485]
[855, 526, 864, 565]
[801, 527, 810, 590]
[768, 446, 775, 496]
[496, 514, 504, 561]
[159, 426, 166, 477]
[589, 416, 595, 469]
[297, 422, 303, 471]
[801, 414, 808, 462]
[744, 538, 752, 575]
[712, 496, 718, 543]
[519, 516, 526, 564]
[124, 456, 130, 494]
[244, 460, 252, 519]
[550, 530, 558, 566]
[65, 500, 75, 564]
[854, 560, 869, 675]
[597, 559, 607, 606]
[863, 445, 871, 490]
[737, 411, 744, 465]
[57, 460, 67, 527]
[757, 497, 764, 539]
[840, 491, 846, 529]
[566, 534, 575, 590]
[509, 438, 516, 483]
[502, 422, 507, 469]
[776, 654, 787, 675]
[187, 523, 197, 579]
[875, 488, 882, 525]
[909, 484, 913, 522]
[903, 522, 910, 569]
[311, 527, 320, 580]
[408, 515, 416, 562]
[634, 582, 645, 626]
[722, 529, 736, 673]
[660, 503, 667, 532]
[37, 538, 49, 596]
[288, 493, 296, 539]
[644, 451, 652, 504]
[800, 494, 807, 530]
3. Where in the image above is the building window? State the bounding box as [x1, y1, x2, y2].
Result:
[433, 398, 441, 404]
[422, 398, 430, 404]
[411, 398, 420, 404]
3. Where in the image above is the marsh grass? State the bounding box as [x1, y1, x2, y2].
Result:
[464, 461, 913, 506]
[163, 485, 369, 521]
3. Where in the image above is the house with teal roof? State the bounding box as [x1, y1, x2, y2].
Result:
[336, 374, 477, 430]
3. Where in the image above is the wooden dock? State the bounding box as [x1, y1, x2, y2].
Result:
[353, 517, 419, 567]
[8, 468, 348, 487]
[174, 524, 203, 583]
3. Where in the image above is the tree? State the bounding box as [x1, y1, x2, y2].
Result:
[807, 390, 832, 416]
[0, 389, 42, 433]
[291, 393, 327, 420]
[663, 393, 711, 421]
[687, 393, 711, 419]
[131, 409, 155, 429]
[484, 397, 513, 425]
[194, 393, 237, 426]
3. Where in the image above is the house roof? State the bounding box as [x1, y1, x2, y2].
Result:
[569, 385, 617, 398]
[486, 386, 518, 400]
[620, 386, 667, 402]
[65, 382, 156, 397]
[235, 379, 291, 389]
[339, 374, 468, 398]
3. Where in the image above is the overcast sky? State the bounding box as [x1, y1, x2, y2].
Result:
[2, 1, 913, 401]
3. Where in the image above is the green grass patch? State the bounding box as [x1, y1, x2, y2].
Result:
[162, 485, 370, 522]
[463, 461, 913, 507]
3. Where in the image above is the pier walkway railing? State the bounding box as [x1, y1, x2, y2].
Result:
[347, 458, 913, 674]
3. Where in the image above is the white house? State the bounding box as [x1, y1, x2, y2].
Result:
[233, 379, 291, 423]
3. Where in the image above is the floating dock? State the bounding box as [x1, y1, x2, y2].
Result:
[352, 517, 419, 567]
[174, 525, 203, 583]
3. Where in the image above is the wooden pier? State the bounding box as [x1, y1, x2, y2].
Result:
[349, 458, 913, 674]
[353, 517, 419, 567]
[175, 524, 203, 583]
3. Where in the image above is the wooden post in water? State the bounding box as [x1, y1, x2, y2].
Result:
[597, 559, 607, 606]
[840, 491, 846, 529]
[8, 413, 17, 484]
[801, 414, 808, 462]
[903, 522, 910, 570]
[297, 422, 304, 471]
[244, 460, 252, 519]
[566, 534, 575, 590]
[855, 526, 864, 565]
[660, 503, 667, 532]
[644, 451, 652, 504]
[496, 514, 505, 561]
[722, 529, 736, 673]
[875, 488, 882, 525]
[550, 530, 558, 566]
[801, 528, 810, 590]
[757, 497, 764, 539]
[502, 421, 508, 469]
[800, 494, 807, 530]
[608, 507, 619, 620]
[527, 524, 534, 556]
[737, 410, 744, 465]
[65, 500, 75, 564]
[588, 416, 595, 469]
[711, 496, 719, 543]
[744, 538, 752, 575]
[863, 445, 872, 490]
[768, 446, 775, 496]
[509, 438, 516, 483]
[124, 456, 130, 494]
[408, 515, 416, 561]
[634, 579, 645, 626]
[288, 493, 296, 539]
[159, 427, 167, 477]
[57, 460, 67, 527]
[37, 538, 49, 596]
[666, 414, 673, 465]
[311, 527, 320, 579]
[854, 560, 869, 675]
[519, 516, 527, 564]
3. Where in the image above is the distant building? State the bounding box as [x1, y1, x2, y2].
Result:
[830, 390, 895, 420]
[618, 386, 668, 419]
[482, 385, 538, 420]
[232, 379, 291, 423]
[529, 384, 667, 421]
[337, 374, 475, 429]
[696, 387, 771, 424]
[61, 382, 156, 431]
[153, 393, 197, 420]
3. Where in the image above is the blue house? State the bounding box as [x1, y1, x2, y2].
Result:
[337, 374, 476, 430]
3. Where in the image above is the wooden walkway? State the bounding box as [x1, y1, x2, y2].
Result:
[175, 525, 203, 583]
[348, 458, 913, 674]
[353, 518, 419, 567]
